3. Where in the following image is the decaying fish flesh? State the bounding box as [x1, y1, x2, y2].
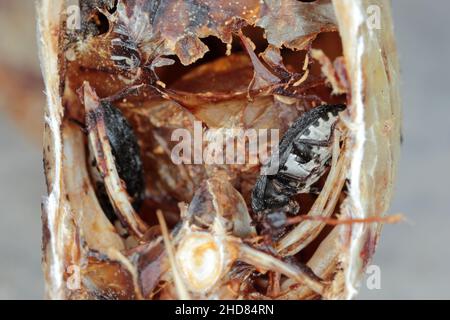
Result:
[37, 0, 401, 300]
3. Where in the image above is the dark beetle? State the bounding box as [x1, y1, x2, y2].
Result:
[251, 104, 346, 214]
[88, 101, 145, 221]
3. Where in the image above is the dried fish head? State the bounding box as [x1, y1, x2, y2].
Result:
[38, 0, 401, 300]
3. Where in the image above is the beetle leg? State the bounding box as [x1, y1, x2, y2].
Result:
[308, 186, 322, 195]
[260, 178, 292, 211]
[284, 199, 300, 215]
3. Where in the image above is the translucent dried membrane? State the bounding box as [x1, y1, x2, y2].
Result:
[38, 0, 401, 300]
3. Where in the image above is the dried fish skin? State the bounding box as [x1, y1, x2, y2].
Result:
[38, 0, 401, 300]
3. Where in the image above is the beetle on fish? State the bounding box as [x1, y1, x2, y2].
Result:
[251, 104, 346, 215]
[86, 100, 145, 222]
[79, 82, 148, 238]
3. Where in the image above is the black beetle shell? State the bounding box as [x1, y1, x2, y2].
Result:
[251, 104, 346, 214]
[92, 101, 145, 221]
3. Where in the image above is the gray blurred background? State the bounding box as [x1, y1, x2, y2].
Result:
[0, 0, 449, 299]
